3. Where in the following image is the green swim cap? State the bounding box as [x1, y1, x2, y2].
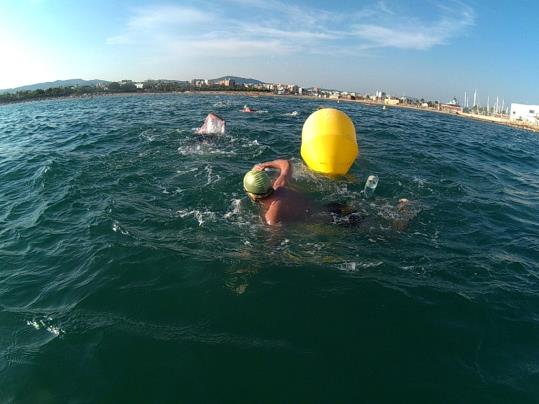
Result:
[243, 170, 272, 195]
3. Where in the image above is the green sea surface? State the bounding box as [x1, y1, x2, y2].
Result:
[1, 94, 538, 403]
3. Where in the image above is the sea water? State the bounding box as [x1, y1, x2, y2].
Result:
[1, 94, 538, 403]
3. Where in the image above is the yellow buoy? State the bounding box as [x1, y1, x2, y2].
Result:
[301, 108, 358, 175]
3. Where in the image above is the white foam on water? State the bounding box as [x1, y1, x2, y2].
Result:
[224, 199, 242, 219]
[26, 318, 64, 336]
[140, 129, 158, 142]
[337, 260, 383, 272]
[46, 325, 62, 336]
[412, 176, 433, 192]
[413, 176, 426, 187]
[224, 199, 260, 229]
[176, 209, 216, 226]
[377, 203, 400, 220]
[112, 221, 130, 235]
[213, 100, 232, 108]
[361, 261, 383, 268]
[290, 160, 354, 196]
[284, 111, 299, 116]
[204, 165, 221, 185]
[176, 168, 199, 175]
[239, 138, 268, 157]
[432, 229, 440, 249]
[34, 164, 52, 189]
[302, 242, 324, 255]
[177, 144, 236, 156]
[156, 183, 171, 194]
[377, 200, 422, 224]
[26, 320, 41, 330]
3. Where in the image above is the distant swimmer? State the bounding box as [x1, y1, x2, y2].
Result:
[242, 105, 255, 113]
[243, 159, 416, 228]
[196, 112, 225, 135]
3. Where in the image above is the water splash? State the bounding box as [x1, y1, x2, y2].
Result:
[26, 317, 64, 337]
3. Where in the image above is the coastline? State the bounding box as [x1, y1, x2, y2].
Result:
[372, 101, 539, 134]
[2, 89, 538, 134]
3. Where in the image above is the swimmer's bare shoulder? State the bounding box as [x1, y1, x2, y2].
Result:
[263, 188, 311, 225]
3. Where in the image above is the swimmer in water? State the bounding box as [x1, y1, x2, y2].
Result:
[243, 159, 416, 228]
[196, 112, 225, 135]
[244, 159, 310, 225]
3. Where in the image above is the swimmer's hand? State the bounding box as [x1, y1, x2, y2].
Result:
[252, 160, 292, 190]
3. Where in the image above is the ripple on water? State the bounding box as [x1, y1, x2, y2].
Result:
[1, 94, 538, 403]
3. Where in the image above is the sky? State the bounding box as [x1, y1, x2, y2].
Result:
[0, 0, 537, 104]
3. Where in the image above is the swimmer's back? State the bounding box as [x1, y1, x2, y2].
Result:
[260, 188, 311, 225]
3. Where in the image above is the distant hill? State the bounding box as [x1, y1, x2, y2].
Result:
[208, 76, 264, 85]
[0, 79, 110, 94]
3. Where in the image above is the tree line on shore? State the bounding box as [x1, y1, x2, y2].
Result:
[0, 82, 270, 104]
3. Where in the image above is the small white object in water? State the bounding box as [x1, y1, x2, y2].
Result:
[112, 221, 130, 235]
[363, 175, 379, 198]
[339, 262, 357, 272]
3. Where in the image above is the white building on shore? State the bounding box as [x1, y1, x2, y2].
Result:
[510, 103, 539, 125]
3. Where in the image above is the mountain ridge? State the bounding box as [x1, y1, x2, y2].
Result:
[0, 79, 110, 94]
[0, 76, 267, 94]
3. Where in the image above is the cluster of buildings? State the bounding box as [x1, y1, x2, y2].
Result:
[101, 78, 538, 126]
[189, 79, 303, 95]
[510, 103, 539, 125]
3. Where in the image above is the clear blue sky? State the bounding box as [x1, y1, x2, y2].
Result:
[1, 0, 537, 104]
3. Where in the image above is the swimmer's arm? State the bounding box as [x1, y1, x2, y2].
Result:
[253, 159, 292, 190]
[264, 200, 281, 226]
